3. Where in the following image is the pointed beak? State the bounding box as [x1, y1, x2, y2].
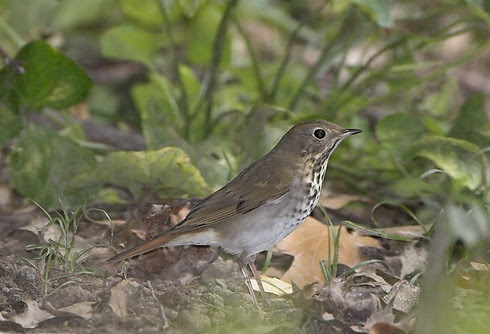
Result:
[342, 128, 362, 137]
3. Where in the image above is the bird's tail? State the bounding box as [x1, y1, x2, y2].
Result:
[106, 234, 175, 264]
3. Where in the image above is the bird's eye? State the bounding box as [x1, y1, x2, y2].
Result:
[313, 129, 326, 139]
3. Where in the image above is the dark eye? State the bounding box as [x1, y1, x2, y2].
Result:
[313, 129, 326, 139]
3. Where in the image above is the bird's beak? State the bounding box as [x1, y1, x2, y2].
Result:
[342, 128, 362, 137]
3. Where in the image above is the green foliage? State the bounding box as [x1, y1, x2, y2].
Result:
[95, 147, 210, 198]
[8, 125, 100, 209]
[187, 3, 231, 66]
[100, 24, 165, 66]
[6, 40, 92, 109]
[25, 204, 103, 295]
[0, 105, 22, 146]
[449, 93, 490, 148]
[412, 136, 485, 191]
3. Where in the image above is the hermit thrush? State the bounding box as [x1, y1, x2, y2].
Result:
[108, 120, 361, 306]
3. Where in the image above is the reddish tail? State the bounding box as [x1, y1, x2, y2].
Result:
[106, 234, 175, 264]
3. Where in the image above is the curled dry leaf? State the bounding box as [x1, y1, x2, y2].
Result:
[276, 217, 381, 288]
[0, 300, 53, 329]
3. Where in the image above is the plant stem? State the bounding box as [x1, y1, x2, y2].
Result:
[232, 15, 267, 101]
[269, 1, 330, 102]
[288, 8, 359, 110]
[158, 0, 190, 139]
[195, 0, 240, 138]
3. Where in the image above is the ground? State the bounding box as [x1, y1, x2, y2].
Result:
[0, 194, 425, 333]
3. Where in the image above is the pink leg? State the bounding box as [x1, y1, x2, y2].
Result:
[238, 261, 259, 307]
[248, 259, 270, 305]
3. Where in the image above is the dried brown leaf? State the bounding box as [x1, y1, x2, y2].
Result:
[276, 217, 381, 287]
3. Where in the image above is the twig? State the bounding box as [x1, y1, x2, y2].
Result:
[147, 280, 169, 330]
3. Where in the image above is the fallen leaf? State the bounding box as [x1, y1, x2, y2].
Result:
[250, 276, 293, 296]
[320, 193, 368, 210]
[170, 205, 191, 225]
[109, 279, 140, 317]
[59, 301, 94, 320]
[0, 300, 53, 329]
[276, 217, 381, 288]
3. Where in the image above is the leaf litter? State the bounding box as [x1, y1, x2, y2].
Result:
[0, 192, 442, 333]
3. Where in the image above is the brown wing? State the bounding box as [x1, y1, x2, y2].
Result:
[172, 153, 295, 232]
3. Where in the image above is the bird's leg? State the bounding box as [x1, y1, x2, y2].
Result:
[248, 259, 270, 306]
[238, 261, 259, 307]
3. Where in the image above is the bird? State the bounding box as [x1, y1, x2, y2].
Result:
[107, 119, 361, 306]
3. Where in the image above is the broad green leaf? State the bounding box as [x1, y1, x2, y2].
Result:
[95, 147, 210, 198]
[0, 105, 22, 147]
[449, 93, 490, 148]
[8, 125, 99, 208]
[376, 113, 427, 157]
[410, 136, 484, 190]
[14, 40, 92, 109]
[100, 24, 165, 65]
[131, 74, 182, 149]
[187, 3, 231, 66]
[351, 0, 393, 27]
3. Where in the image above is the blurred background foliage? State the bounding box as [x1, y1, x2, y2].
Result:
[0, 0, 490, 332]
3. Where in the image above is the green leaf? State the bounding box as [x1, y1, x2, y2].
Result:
[376, 113, 427, 157]
[0, 105, 22, 147]
[465, 0, 490, 26]
[351, 0, 393, 28]
[8, 125, 99, 208]
[187, 3, 231, 66]
[179, 65, 200, 110]
[131, 74, 181, 149]
[410, 136, 484, 190]
[100, 24, 165, 65]
[449, 93, 490, 148]
[14, 40, 92, 109]
[95, 147, 210, 198]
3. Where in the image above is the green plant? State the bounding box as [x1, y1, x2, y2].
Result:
[24, 202, 107, 295]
